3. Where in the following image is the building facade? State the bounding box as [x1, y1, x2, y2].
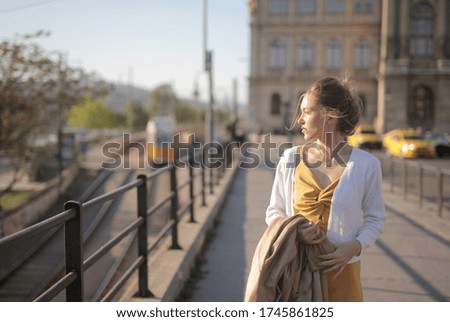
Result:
[248, 0, 450, 134]
[378, 0, 450, 133]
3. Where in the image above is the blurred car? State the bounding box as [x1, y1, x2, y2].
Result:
[428, 133, 450, 158]
[347, 124, 382, 149]
[382, 128, 436, 158]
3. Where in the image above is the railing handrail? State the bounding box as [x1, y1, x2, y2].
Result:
[381, 154, 450, 217]
[0, 143, 233, 301]
[0, 208, 75, 248]
[387, 155, 449, 175]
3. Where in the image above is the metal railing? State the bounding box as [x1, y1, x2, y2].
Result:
[380, 156, 450, 217]
[0, 145, 233, 301]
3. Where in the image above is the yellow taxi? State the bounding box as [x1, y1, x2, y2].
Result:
[347, 124, 382, 149]
[382, 128, 436, 158]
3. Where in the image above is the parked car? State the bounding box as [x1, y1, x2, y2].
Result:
[428, 133, 450, 158]
[347, 124, 382, 149]
[382, 128, 436, 158]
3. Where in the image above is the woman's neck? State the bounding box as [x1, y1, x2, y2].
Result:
[315, 132, 347, 164]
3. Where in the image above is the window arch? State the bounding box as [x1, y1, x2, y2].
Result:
[271, 93, 282, 115]
[326, 39, 341, 69]
[269, 39, 286, 68]
[410, 2, 435, 58]
[354, 39, 370, 69]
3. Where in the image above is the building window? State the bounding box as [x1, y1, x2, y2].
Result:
[410, 2, 435, 58]
[297, 0, 316, 14]
[271, 93, 282, 115]
[326, 39, 341, 69]
[354, 39, 370, 69]
[354, 0, 372, 14]
[409, 86, 434, 130]
[297, 39, 315, 68]
[325, 0, 344, 14]
[269, 39, 286, 68]
[269, 0, 288, 15]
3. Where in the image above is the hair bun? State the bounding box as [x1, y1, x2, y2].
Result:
[309, 76, 361, 136]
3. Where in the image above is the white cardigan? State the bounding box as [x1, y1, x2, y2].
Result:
[266, 146, 386, 263]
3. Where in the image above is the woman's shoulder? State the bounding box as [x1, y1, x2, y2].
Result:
[280, 145, 301, 158]
[277, 145, 302, 169]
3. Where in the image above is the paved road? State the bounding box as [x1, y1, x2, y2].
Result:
[187, 148, 450, 302]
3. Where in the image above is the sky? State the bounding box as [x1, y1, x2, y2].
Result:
[0, 0, 250, 105]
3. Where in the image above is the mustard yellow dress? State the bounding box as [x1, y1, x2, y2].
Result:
[293, 161, 363, 302]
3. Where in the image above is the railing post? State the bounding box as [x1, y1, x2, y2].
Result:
[224, 141, 231, 171]
[221, 154, 225, 179]
[201, 153, 207, 207]
[207, 143, 215, 194]
[216, 144, 224, 184]
[0, 209, 3, 239]
[188, 158, 196, 223]
[209, 163, 214, 194]
[402, 161, 407, 200]
[136, 174, 153, 297]
[437, 171, 444, 217]
[418, 166, 423, 208]
[64, 200, 84, 302]
[170, 165, 181, 249]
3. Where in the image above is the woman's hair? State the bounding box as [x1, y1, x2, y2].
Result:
[290, 76, 362, 136]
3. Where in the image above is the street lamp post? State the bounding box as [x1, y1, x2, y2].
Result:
[203, 0, 215, 193]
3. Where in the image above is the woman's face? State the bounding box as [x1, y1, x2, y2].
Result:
[297, 93, 326, 141]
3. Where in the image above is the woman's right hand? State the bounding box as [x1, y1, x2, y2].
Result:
[297, 220, 325, 244]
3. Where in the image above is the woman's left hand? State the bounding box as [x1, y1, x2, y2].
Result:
[317, 240, 362, 278]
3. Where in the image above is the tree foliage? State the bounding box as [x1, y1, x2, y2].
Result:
[125, 100, 148, 131]
[1, 31, 56, 152]
[147, 84, 176, 118]
[214, 108, 232, 124]
[174, 102, 205, 124]
[0, 31, 93, 199]
[68, 96, 124, 130]
[147, 83, 209, 125]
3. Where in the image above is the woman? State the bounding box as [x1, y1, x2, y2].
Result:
[265, 76, 386, 301]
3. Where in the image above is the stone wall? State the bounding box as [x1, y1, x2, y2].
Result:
[1, 163, 80, 237]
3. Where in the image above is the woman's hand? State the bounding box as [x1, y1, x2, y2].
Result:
[318, 240, 362, 278]
[296, 220, 325, 245]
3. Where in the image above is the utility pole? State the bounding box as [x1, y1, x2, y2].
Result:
[203, 0, 214, 144]
[203, 0, 215, 193]
[127, 65, 134, 133]
[57, 53, 64, 193]
[232, 78, 238, 120]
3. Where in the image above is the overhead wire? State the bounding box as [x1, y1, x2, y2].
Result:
[0, 0, 65, 15]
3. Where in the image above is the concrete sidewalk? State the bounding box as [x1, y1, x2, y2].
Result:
[186, 166, 271, 301]
[186, 158, 450, 302]
[362, 182, 450, 301]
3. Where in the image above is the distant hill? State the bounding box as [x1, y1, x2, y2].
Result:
[98, 81, 211, 114]
[101, 83, 151, 113]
